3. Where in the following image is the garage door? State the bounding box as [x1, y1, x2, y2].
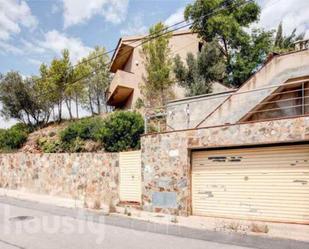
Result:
[192, 144, 309, 224]
[119, 150, 141, 203]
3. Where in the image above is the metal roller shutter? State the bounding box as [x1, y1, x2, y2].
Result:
[119, 150, 141, 203]
[191, 144, 309, 224]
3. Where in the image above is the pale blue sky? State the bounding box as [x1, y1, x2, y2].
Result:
[0, 0, 308, 128]
[0, 0, 192, 76]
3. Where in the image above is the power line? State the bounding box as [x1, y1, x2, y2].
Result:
[22, 0, 255, 100]
[73, 0, 256, 68]
[44, 0, 255, 77]
[73, 22, 193, 79]
[32, 21, 194, 99]
[74, 17, 192, 67]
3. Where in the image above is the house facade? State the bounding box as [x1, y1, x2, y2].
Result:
[141, 49, 309, 224]
[106, 30, 230, 110]
[1, 46, 308, 227]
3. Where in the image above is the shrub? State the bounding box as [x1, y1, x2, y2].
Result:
[0, 129, 6, 149]
[38, 137, 86, 153]
[48, 131, 56, 137]
[10, 123, 32, 134]
[0, 123, 29, 151]
[95, 111, 144, 152]
[61, 138, 85, 153]
[60, 117, 104, 143]
[60, 125, 78, 143]
[37, 138, 62, 153]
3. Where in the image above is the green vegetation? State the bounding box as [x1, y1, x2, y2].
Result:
[174, 41, 226, 96]
[36, 112, 144, 153]
[184, 0, 264, 87]
[60, 117, 104, 143]
[141, 22, 173, 107]
[1, 0, 305, 151]
[37, 136, 86, 153]
[0, 72, 51, 127]
[181, 0, 303, 90]
[78, 46, 111, 115]
[37, 138, 62, 153]
[273, 22, 305, 53]
[0, 46, 111, 128]
[0, 123, 30, 152]
[95, 111, 144, 152]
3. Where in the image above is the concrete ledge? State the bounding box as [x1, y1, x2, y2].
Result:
[0, 196, 308, 249]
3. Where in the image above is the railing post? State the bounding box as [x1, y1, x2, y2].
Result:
[302, 82, 305, 115]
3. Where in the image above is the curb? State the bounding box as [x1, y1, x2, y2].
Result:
[0, 196, 308, 249]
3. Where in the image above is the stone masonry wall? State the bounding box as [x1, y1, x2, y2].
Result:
[0, 153, 119, 210]
[141, 116, 309, 216]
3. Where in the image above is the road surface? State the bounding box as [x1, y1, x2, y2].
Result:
[0, 201, 256, 249]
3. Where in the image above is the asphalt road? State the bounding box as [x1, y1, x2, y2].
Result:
[0, 202, 256, 249]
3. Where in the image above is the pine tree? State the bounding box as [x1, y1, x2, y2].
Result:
[141, 22, 173, 107]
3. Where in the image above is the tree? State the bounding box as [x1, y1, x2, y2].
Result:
[273, 22, 305, 52]
[0, 72, 50, 126]
[185, 0, 266, 87]
[174, 41, 226, 96]
[48, 49, 73, 121]
[70, 65, 87, 119]
[230, 28, 274, 87]
[141, 22, 173, 107]
[81, 46, 111, 115]
[185, 0, 260, 63]
[38, 63, 58, 121]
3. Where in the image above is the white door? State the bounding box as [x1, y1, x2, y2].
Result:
[192, 144, 309, 224]
[119, 150, 141, 203]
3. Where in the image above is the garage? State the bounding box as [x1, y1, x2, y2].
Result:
[191, 144, 309, 224]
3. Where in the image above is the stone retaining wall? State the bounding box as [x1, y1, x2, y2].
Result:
[141, 116, 309, 216]
[1, 116, 308, 216]
[0, 153, 119, 210]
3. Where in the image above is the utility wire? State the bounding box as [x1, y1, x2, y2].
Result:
[73, 0, 256, 68]
[74, 17, 193, 67]
[30, 0, 254, 99]
[32, 21, 193, 99]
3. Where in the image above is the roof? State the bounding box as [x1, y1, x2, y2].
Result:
[110, 29, 196, 73]
[120, 29, 195, 43]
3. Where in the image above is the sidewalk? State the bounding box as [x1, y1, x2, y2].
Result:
[0, 195, 308, 249]
[114, 206, 309, 243]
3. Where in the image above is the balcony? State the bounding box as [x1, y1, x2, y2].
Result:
[107, 70, 138, 107]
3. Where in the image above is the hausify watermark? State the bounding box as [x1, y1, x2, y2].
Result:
[1, 205, 106, 244]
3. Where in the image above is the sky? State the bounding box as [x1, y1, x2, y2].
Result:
[0, 0, 308, 128]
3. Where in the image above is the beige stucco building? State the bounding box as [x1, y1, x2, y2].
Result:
[106, 30, 230, 109]
[0, 49, 308, 229]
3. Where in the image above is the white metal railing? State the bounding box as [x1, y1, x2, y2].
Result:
[144, 79, 309, 133]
